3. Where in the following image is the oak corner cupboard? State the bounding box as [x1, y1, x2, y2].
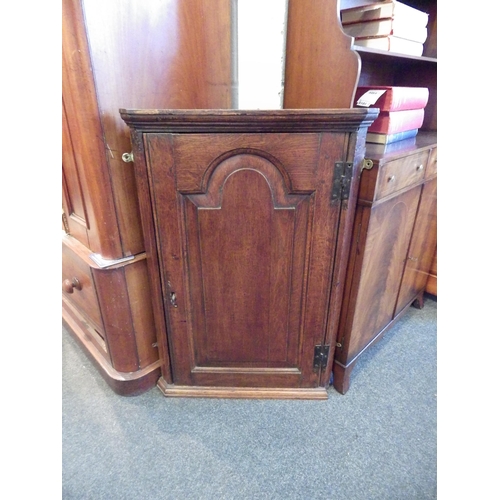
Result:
[120, 108, 378, 399]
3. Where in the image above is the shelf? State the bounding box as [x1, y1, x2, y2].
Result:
[353, 45, 437, 64]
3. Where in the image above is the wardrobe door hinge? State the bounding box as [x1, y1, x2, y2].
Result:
[313, 344, 330, 371]
[332, 162, 353, 201]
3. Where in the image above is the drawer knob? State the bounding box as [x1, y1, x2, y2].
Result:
[416, 164, 424, 171]
[388, 175, 396, 182]
[63, 277, 82, 294]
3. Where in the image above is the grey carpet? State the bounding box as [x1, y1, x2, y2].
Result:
[62, 294, 437, 500]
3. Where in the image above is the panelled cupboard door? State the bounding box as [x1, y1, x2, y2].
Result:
[145, 132, 348, 392]
[395, 176, 437, 315]
[340, 185, 422, 366]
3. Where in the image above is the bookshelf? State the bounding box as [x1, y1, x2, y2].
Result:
[283, 0, 437, 393]
[350, 0, 437, 131]
[355, 46, 436, 130]
[284, 0, 437, 130]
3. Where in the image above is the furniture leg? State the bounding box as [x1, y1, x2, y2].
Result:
[333, 361, 355, 395]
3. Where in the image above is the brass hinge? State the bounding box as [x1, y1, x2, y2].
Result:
[332, 162, 353, 201]
[313, 344, 330, 372]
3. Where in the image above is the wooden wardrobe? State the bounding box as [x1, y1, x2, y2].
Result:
[62, 0, 235, 394]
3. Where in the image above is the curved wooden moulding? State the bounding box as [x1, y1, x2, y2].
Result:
[189, 153, 304, 209]
[63, 307, 162, 397]
[62, 234, 161, 396]
[283, 0, 361, 109]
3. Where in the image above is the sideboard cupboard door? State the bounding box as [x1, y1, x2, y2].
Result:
[395, 176, 437, 315]
[338, 184, 422, 368]
[121, 109, 378, 398]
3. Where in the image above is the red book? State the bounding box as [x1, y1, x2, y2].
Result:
[368, 108, 425, 135]
[355, 86, 429, 112]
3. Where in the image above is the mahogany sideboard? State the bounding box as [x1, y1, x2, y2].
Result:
[119, 108, 378, 399]
[333, 132, 437, 394]
[282, 0, 437, 394]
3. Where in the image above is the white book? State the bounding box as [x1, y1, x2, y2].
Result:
[343, 17, 428, 44]
[354, 36, 424, 57]
[341, 0, 429, 27]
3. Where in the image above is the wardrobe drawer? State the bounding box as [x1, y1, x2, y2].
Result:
[426, 147, 437, 178]
[62, 243, 104, 333]
[375, 150, 429, 200]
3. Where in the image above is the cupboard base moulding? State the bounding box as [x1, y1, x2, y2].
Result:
[157, 378, 328, 399]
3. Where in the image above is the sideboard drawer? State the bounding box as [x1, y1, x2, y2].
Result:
[62, 243, 104, 333]
[375, 150, 429, 200]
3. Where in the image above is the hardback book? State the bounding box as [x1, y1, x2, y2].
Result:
[355, 86, 429, 112]
[365, 129, 419, 145]
[368, 109, 425, 135]
[366, 136, 418, 154]
[341, 1, 429, 27]
[353, 36, 424, 57]
[342, 18, 428, 44]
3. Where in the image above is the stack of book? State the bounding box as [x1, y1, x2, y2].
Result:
[354, 85, 429, 150]
[340, 0, 429, 57]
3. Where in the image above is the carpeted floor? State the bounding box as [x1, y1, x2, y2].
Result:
[62, 294, 437, 500]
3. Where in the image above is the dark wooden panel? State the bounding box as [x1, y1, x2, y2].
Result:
[185, 156, 309, 368]
[395, 176, 437, 314]
[426, 146, 437, 178]
[425, 247, 437, 296]
[123, 259, 159, 369]
[283, 0, 361, 108]
[171, 133, 321, 193]
[340, 185, 421, 365]
[93, 266, 140, 373]
[145, 131, 350, 389]
[128, 129, 175, 384]
[80, 0, 233, 256]
[62, 102, 90, 248]
[62, 0, 122, 258]
[82, 0, 233, 111]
